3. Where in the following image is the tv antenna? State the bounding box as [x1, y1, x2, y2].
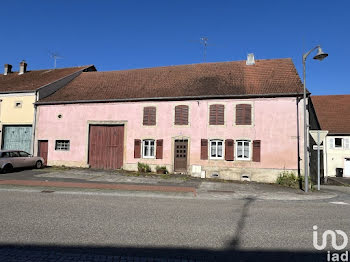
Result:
[200, 37, 208, 62]
[189, 37, 210, 62]
[49, 52, 63, 69]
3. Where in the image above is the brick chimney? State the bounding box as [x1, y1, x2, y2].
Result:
[4, 64, 12, 75]
[19, 60, 27, 75]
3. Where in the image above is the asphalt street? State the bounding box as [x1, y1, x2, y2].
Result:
[0, 189, 349, 261]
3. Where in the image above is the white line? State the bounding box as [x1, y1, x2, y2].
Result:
[329, 201, 349, 205]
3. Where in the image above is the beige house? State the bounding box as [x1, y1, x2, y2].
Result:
[312, 95, 350, 178]
[0, 61, 95, 154]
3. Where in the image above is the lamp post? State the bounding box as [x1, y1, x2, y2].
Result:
[302, 46, 328, 192]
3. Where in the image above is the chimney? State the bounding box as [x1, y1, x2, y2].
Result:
[19, 60, 27, 75]
[246, 53, 255, 65]
[4, 64, 12, 75]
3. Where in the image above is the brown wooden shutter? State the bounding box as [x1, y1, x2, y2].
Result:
[225, 139, 234, 161]
[156, 139, 163, 159]
[253, 140, 261, 162]
[209, 104, 224, 125]
[236, 104, 244, 125]
[200, 139, 208, 160]
[236, 104, 252, 125]
[134, 139, 141, 158]
[143, 107, 156, 125]
[244, 104, 252, 125]
[175, 105, 189, 125]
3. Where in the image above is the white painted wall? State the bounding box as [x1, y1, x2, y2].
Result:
[324, 135, 350, 177]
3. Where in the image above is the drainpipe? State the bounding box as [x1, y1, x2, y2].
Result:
[296, 97, 301, 185]
[31, 91, 38, 155]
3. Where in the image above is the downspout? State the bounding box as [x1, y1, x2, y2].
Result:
[296, 97, 302, 189]
[31, 91, 38, 155]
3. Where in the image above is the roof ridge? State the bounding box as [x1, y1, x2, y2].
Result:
[82, 58, 293, 74]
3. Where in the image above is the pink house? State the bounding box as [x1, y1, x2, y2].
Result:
[34, 57, 306, 183]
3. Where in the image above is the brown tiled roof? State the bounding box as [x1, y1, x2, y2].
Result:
[39, 58, 303, 103]
[0, 65, 94, 93]
[312, 95, 350, 134]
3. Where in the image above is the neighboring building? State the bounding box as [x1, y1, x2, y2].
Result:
[312, 95, 350, 178]
[35, 57, 307, 183]
[0, 62, 96, 154]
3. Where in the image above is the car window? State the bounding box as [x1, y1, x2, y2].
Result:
[9, 152, 20, 157]
[1, 152, 10, 158]
[19, 151, 30, 157]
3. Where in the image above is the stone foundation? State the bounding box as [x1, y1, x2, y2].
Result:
[197, 166, 298, 183]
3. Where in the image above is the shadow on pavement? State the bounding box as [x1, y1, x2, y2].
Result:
[0, 244, 326, 261]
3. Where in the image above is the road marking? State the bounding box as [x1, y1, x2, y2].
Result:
[329, 201, 349, 205]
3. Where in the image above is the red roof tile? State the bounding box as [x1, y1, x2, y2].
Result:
[0, 65, 95, 93]
[312, 95, 350, 134]
[39, 58, 303, 103]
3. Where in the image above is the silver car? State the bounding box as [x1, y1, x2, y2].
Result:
[0, 150, 44, 173]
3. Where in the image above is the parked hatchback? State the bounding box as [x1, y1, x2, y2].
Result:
[0, 150, 44, 173]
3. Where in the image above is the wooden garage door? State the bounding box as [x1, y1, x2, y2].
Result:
[88, 125, 124, 169]
[2, 125, 32, 153]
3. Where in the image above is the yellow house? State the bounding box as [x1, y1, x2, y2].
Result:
[0, 61, 95, 153]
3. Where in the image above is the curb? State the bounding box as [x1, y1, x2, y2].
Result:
[0, 179, 197, 197]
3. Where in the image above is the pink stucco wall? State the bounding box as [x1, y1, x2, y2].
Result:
[35, 97, 304, 171]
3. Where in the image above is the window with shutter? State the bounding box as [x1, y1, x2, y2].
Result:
[252, 140, 261, 162]
[142, 139, 155, 158]
[175, 105, 189, 125]
[143, 107, 156, 126]
[236, 140, 251, 160]
[209, 104, 224, 125]
[236, 104, 252, 125]
[200, 139, 208, 160]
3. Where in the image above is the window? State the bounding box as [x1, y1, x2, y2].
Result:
[19, 151, 30, 157]
[236, 140, 251, 160]
[142, 139, 155, 158]
[209, 104, 224, 125]
[9, 151, 20, 157]
[14, 101, 22, 108]
[210, 140, 224, 159]
[175, 105, 189, 125]
[236, 104, 252, 125]
[143, 107, 156, 126]
[335, 138, 343, 148]
[55, 140, 70, 151]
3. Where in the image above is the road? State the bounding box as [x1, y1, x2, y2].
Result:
[0, 190, 349, 261]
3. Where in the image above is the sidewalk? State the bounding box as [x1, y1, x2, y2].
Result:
[0, 167, 338, 201]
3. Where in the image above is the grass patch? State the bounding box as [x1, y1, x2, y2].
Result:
[276, 171, 313, 190]
[46, 165, 72, 171]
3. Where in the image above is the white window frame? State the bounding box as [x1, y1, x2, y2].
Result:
[55, 140, 70, 151]
[236, 140, 251, 160]
[142, 139, 155, 158]
[209, 139, 224, 160]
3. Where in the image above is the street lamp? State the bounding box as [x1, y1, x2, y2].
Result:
[302, 45, 328, 192]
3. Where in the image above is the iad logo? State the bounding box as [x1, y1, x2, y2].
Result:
[313, 225, 349, 262]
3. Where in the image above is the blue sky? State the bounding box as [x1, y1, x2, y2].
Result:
[1, 1, 348, 95]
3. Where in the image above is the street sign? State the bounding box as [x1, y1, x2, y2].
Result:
[309, 130, 328, 145]
[313, 145, 324, 150]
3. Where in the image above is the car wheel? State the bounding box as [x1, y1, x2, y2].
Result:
[2, 164, 13, 174]
[35, 161, 43, 169]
